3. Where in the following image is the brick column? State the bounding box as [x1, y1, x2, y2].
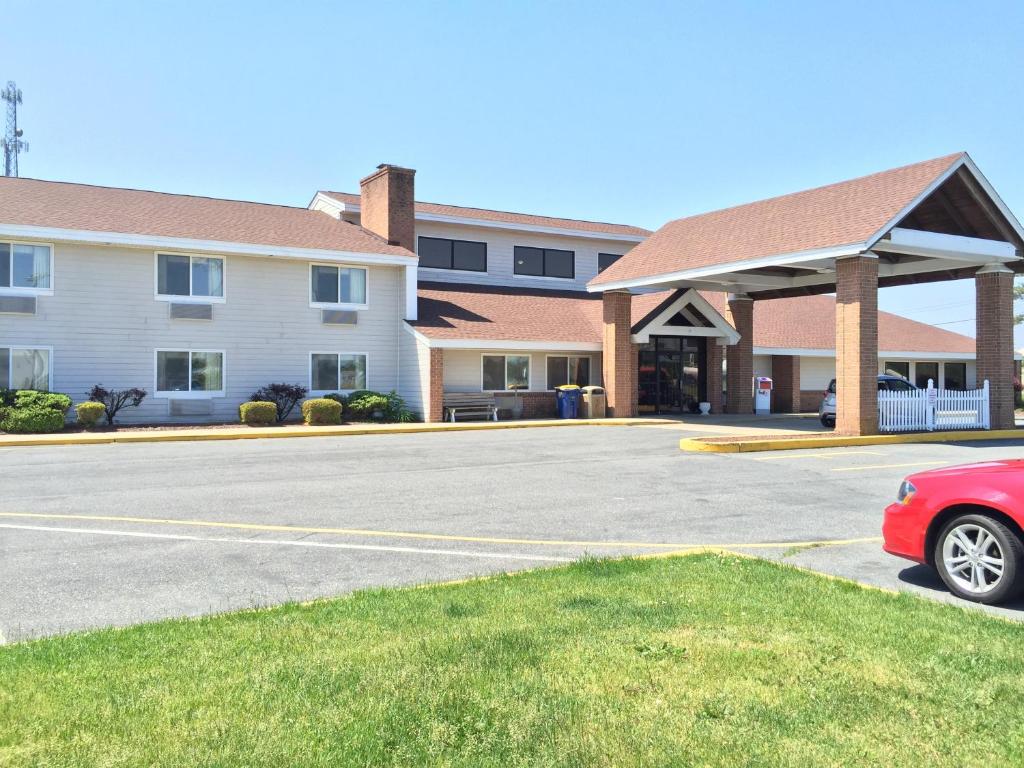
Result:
[602, 290, 636, 417]
[725, 294, 753, 414]
[770, 355, 801, 413]
[426, 347, 444, 422]
[835, 255, 878, 435]
[976, 264, 1015, 429]
[705, 340, 724, 414]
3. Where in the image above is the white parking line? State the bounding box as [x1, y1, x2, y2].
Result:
[0, 523, 571, 563]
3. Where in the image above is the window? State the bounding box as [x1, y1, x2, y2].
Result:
[883, 361, 910, 381]
[944, 362, 968, 390]
[310, 353, 367, 393]
[310, 264, 368, 307]
[513, 246, 575, 279]
[482, 354, 530, 391]
[597, 253, 622, 273]
[915, 362, 939, 389]
[546, 355, 591, 390]
[156, 253, 224, 300]
[418, 237, 487, 272]
[0, 346, 51, 390]
[0, 242, 52, 292]
[155, 350, 224, 396]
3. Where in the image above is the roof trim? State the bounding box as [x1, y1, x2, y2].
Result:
[631, 288, 741, 344]
[316, 193, 647, 243]
[0, 222, 417, 266]
[586, 243, 865, 292]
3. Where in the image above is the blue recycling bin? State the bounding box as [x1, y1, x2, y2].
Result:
[556, 385, 582, 419]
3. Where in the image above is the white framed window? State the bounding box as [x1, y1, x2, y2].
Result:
[155, 253, 225, 302]
[0, 345, 52, 390]
[481, 354, 530, 391]
[0, 241, 53, 295]
[309, 263, 368, 309]
[546, 355, 591, 390]
[309, 352, 368, 394]
[155, 349, 225, 398]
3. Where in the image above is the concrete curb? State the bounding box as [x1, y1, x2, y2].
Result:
[679, 428, 1024, 453]
[0, 417, 671, 449]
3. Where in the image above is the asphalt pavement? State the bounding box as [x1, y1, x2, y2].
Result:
[2, 425, 1023, 641]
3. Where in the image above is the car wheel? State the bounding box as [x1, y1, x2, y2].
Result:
[934, 513, 1024, 604]
[820, 415, 835, 428]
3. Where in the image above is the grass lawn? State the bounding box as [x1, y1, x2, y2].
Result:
[2, 554, 1023, 767]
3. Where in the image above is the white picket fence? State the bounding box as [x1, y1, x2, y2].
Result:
[878, 379, 990, 432]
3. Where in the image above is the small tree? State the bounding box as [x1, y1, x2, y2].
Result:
[250, 383, 308, 422]
[88, 385, 147, 425]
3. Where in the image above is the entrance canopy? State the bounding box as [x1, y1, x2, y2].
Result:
[589, 153, 1024, 299]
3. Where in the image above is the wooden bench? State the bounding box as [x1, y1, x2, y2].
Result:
[443, 392, 499, 422]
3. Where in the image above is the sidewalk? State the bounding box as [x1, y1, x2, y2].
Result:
[0, 416, 672, 448]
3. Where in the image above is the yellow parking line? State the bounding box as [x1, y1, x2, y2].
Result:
[830, 460, 946, 473]
[0, 512, 881, 551]
[753, 451, 885, 461]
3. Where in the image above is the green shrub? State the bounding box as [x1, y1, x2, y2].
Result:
[301, 398, 343, 426]
[239, 401, 277, 426]
[15, 390, 72, 413]
[0, 388, 15, 408]
[322, 392, 347, 408]
[75, 401, 106, 428]
[1, 407, 66, 434]
[346, 390, 417, 423]
[346, 392, 391, 419]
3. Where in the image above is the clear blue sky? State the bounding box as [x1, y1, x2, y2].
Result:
[6, 1, 1024, 343]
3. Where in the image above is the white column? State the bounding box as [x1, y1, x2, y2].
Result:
[404, 264, 418, 321]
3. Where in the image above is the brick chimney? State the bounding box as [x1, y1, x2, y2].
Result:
[359, 164, 416, 251]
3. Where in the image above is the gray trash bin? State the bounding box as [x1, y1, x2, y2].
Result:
[581, 385, 606, 419]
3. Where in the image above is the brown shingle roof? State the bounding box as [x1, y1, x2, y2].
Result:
[704, 293, 975, 354]
[590, 153, 965, 287]
[413, 282, 975, 355]
[412, 282, 669, 344]
[0, 177, 414, 257]
[321, 191, 651, 238]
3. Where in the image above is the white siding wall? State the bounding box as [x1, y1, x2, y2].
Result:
[442, 349, 603, 392]
[397, 328, 431, 418]
[412, 221, 637, 292]
[797, 355, 978, 390]
[1, 242, 404, 423]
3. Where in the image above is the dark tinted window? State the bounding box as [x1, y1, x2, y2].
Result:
[311, 265, 339, 304]
[513, 246, 575, 278]
[886, 379, 916, 392]
[453, 240, 487, 272]
[513, 246, 544, 276]
[157, 254, 190, 296]
[418, 237, 487, 272]
[418, 237, 452, 269]
[0, 243, 9, 287]
[482, 355, 506, 390]
[598, 253, 622, 273]
[915, 362, 939, 389]
[884, 361, 910, 380]
[544, 249, 574, 278]
[944, 362, 967, 390]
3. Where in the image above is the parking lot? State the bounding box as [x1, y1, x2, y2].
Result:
[2, 425, 1023, 641]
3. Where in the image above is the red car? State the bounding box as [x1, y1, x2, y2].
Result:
[883, 460, 1024, 604]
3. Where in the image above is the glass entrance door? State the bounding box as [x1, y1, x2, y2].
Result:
[637, 336, 705, 414]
